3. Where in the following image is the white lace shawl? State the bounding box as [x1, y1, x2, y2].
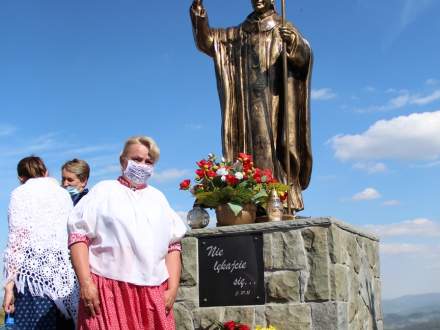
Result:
[3, 177, 79, 320]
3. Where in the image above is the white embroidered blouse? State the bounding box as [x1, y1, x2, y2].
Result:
[3, 177, 79, 319]
[67, 180, 188, 286]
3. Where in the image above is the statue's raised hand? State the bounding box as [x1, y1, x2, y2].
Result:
[192, 0, 204, 15]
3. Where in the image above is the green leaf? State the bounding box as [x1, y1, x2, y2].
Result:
[227, 202, 243, 216]
[252, 189, 268, 202]
[237, 180, 248, 189]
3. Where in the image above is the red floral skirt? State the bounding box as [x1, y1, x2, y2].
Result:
[77, 273, 175, 330]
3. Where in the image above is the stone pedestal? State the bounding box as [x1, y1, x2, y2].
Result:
[175, 217, 383, 330]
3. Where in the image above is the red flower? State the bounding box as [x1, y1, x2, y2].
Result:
[237, 325, 250, 330]
[279, 191, 288, 201]
[262, 169, 274, 182]
[179, 179, 191, 190]
[223, 321, 236, 330]
[238, 153, 252, 163]
[207, 170, 216, 178]
[195, 169, 205, 177]
[226, 174, 239, 185]
[253, 168, 262, 183]
[242, 163, 252, 172]
[196, 159, 208, 168]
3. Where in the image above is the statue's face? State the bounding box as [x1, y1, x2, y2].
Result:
[251, 0, 272, 14]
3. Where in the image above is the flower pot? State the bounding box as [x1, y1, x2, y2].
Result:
[215, 203, 256, 226]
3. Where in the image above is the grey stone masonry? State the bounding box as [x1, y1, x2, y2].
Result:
[175, 217, 382, 330]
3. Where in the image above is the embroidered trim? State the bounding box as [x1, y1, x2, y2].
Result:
[68, 233, 91, 248]
[168, 242, 182, 253]
[117, 176, 147, 191]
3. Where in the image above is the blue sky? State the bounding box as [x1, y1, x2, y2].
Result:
[1, 0, 439, 299]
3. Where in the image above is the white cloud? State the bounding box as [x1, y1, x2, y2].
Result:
[311, 88, 336, 101]
[381, 0, 436, 51]
[389, 93, 410, 108]
[330, 111, 440, 161]
[0, 132, 63, 158]
[363, 86, 376, 93]
[151, 168, 189, 183]
[381, 243, 428, 255]
[380, 243, 440, 256]
[353, 162, 387, 174]
[355, 89, 440, 113]
[366, 218, 440, 238]
[352, 187, 381, 201]
[0, 124, 16, 137]
[62, 144, 118, 156]
[385, 88, 401, 94]
[426, 78, 439, 86]
[411, 90, 440, 105]
[92, 164, 121, 178]
[399, 0, 435, 30]
[382, 200, 400, 206]
[412, 160, 440, 168]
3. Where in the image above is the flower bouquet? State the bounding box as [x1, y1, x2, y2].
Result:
[212, 320, 250, 330]
[210, 320, 277, 330]
[179, 153, 288, 222]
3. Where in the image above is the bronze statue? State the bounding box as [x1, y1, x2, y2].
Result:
[190, 0, 312, 212]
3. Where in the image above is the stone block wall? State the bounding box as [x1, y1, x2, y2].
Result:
[175, 217, 383, 330]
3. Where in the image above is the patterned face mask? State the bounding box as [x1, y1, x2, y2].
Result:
[123, 160, 154, 186]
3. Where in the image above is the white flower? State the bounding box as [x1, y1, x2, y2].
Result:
[234, 172, 244, 180]
[221, 175, 227, 182]
[216, 167, 228, 176]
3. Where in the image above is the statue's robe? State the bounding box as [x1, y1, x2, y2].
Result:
[191, 8, 312, 211]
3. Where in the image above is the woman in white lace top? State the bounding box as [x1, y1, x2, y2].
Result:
[2, 156, 79, 329]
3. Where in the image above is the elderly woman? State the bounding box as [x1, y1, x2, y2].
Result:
[2, 156, 78, 329]
[68, 136, 187, 330]
[61, 158, 90, 205]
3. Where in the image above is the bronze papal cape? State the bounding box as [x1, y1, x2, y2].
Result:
[191, 9, 313, 211]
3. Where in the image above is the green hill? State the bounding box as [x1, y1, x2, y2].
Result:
[383, 293, 440, 330]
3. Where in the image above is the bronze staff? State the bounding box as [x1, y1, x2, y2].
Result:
[281, 0, 292, 214]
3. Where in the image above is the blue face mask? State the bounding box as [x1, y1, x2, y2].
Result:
[66, 186, 80, 196]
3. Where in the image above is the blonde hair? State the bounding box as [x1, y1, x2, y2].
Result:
[62, 159, 90, 183]
[120, 136, 160, 164]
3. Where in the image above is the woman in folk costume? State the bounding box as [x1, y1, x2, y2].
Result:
[68, 136, 188, 330]
[2, 156, 79, 329]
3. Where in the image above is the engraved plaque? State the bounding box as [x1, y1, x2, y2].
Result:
[198, 233, 265, 307]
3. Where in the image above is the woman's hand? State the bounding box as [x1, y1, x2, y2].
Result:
[3, 281, 15, 314]
[80, 279, 101, 317]
[164, 287, 178, 314]
[164, 250, 181, 314]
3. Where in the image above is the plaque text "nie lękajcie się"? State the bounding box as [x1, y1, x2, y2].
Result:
[206, 245, 248, 274]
